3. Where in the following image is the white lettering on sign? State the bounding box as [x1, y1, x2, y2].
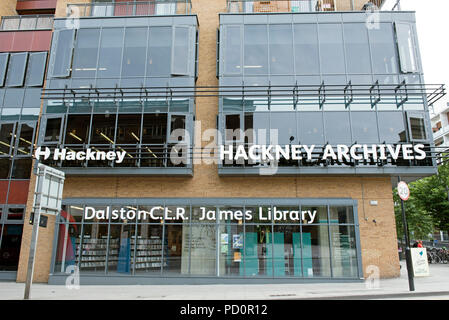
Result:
[34, 147, 127, 164]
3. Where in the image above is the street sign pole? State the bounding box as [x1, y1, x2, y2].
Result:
[24, 168, 45, 300]
[398, 177, 415, 292]
[24, 164, 65, 300]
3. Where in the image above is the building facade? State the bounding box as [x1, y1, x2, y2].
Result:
[0, 0, 445, 284]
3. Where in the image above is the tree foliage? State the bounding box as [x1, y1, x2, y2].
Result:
[394, 160, 449, 240]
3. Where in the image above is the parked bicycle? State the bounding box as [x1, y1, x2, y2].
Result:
[427, 247, 449, 264]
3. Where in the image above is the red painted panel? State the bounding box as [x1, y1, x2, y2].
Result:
[11, 31, 34, 52]
[0, 33, 14, 52]
[0, 31, 52, 52]
[31, 30, 52, 51]
[7, 180, 30, 204]
[0, 180, 8, 204]
[16, 0, 57, 11]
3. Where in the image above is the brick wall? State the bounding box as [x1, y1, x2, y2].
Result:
[0, 0, 18, 24]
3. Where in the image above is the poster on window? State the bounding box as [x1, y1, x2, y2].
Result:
[232, 234, 243, 249]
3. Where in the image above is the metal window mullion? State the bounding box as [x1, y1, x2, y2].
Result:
[216, 206, 219, 277]
[327, 204, 333, 278]
[105, 221, 111, 275]
[271, 206, 274, 278]
[132, 218, 138, 276]
[161, 217, 165, 275]
[299, 203, 304, 278]
[188, 204, 192, 275]
[60, 219, 69, 273]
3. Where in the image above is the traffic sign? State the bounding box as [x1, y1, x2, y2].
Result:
[397, 181, 410, 201]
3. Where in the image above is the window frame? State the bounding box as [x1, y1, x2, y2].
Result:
[26, 52, 48, 87]
[171, 26, 195, 76]
[0, 53, 9, 87]
[5, 52, 29, 87]
[49, 29, 76, 78]
[406, 111, 428, 143]
[394, 22, 419, 74]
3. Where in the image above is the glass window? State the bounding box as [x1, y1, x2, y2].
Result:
[7, 208, 24, 220]
[224, 26, 241, 74]
[409, 116, 427, 141]
[78, 223, 109, 273]
[225, 114, 241, 142]
[0, 159, 11, 178]
[269, 24, 293, 75]
[44, 118, 62, 143]
[51, 29, 75, 77]
[172, 26, 191, 76]
[330, 225, 358, 278]
[134, 223, 163, 274]
[294, 24, 319, 74]
[324, 112, 351, 144]
[0, 123, 15, 155]
[244, 25, 268, 75]
[169, 115, 186, 142]
[0, 224, 23, 271]
[54, 218, 81, 273]
[369, 23, 398, 74]
[378, 111, 406, 143]
[26, 52, 47, 87]
[23, 88, 42, 108]
[116, 114, 142, 144]
[351, 112, 379, 143]
[318, 24, 345, 74]
[395, 22, 418, 73]
[122, 28, 148, 77]
[301, 224, 331, 277]
[272, 225, 301, 277]
[189, 224, 216, 275]
[108, 224, 136, 274]
[270, 112, 296, 145]
[65, 115, 91, 145]
[11, 159, 32, 179]
[72, 29, 100, 78]
[218, 223, 244, 276]
[98, 28, 124, 78]
[163, 224, 190, 275]
[90, 114, 116, 145]
[0, 53, 9, 87]
[6, 53, 28, 87]
[142, 113, 167, 144]
[148, 27, 172, 77]
[329, 206, 354, 224]
[298, 112, 324, 145]
[17, 123, 34, 156]
[344, 24, 371, 74]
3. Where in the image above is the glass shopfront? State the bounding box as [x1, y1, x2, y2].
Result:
[54, 199, 361, 280]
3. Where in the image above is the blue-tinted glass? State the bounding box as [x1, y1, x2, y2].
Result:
[351, 111, 379, 143]
[6, 53, 28, 87]
[51, 29, 75, 77]
[26, 52, 47, 87]
[244, 25, 268, 75]
[319, 24, 345, 74]
[148, 27, 172, 76]
[72, 29, 100, 78]
[369, 23, 398, 74]
[98, 28, 124, 78]
[377, 111, 406, 143]
[122, 28, 148, 77]
[344, 24, 371, 74]
[294, 24, 319, 75]
[269, 24, 293, 75]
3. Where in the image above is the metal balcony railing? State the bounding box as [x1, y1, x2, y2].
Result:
[226, 0, 397, 13]
[67, 0, 192, 18]
[0, 15, 54, 31]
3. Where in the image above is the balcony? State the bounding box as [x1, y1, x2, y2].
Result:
[66, 0, 192, 18]
[0, 15, 54, 31]
[226, 0, 394, 13]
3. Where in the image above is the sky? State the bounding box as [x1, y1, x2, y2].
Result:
[384, 0, 449, 112]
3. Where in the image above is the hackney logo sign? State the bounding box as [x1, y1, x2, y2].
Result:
[34, 147, 127, 164]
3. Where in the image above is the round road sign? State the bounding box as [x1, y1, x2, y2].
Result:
[397, 181, 410, 201]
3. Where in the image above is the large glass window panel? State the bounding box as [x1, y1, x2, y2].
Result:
[116, 114, 142, 144]
[0, 53, 9, 87]
[55, 221, 81, 273]
[377, 111, 406, 143]
[324, 112, 351, 145]
[269, 25, 293, 75]
[147, 27, 172, 77]
[244, 25, 268, 75]
[329, 206, 354, 224]
[344, 24, 371, 74]
[409, 116, 427, 141]
[98, 28, 124, 78]
[122, 28, 148, 77]
[4, 88, 25, 108]
[17, 123, 34, 156]
[218, 223, 244, 276]
[294, 24, 320, 75]
[26, 52, 47, 87]
[301, 225, 331, 277]
[0, 158, 11, 178]
[78, 223, 108, 273]
[90, 114, 116, 145]
[169, 115, 186, 142]
[44, 118, 62, 143]
[225, 114, 241, 142]
[23, 88, 42, 108]
[270, 112, 297, 145]
[318, 24, 345, 74]
[108, 224, 136, 274]
[11, 159, 32, 179]
[190, 224, 216, 275]
[72, 29, 100, 78]
[395, 23, 418, 73]
[351, 111, 379, 143]
[243, 224, 272, 277]
[163, 224, 190, 275]
[330, 225, 358, 278]
[142, 113, 167, 144]
[51, 29, 75, 77]
[298, 112, 324, 145]
[224, 26, 241, 74]
[0, 224, 23, 271]
[0, 123, 15, 155]
[369, 23, 398, 74]
[134, 223, 163, 274]
[172, 26, 191, 76]
[273, 225, 301, 277]
[244, 112, 269, 145]
[6, 53, 28, 87]
[65, 115, 91, 145]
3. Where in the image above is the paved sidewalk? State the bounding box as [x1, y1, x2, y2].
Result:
[1, 262, 448, 300]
